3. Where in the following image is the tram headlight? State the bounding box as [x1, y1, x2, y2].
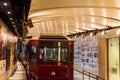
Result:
[51, 71, 56, 76]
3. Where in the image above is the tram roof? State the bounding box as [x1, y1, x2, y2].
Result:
[39, 35, 73, 40]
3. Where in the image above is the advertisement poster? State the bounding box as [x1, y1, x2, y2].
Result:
[0, 25, 2, 59]
[74, 36, 98, 70]
[6, 43, 10, 71]
[0, 19, 8, 59]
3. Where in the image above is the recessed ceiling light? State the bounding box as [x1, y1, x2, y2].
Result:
[10, 18, 13, 20]
[3, 2, 7, 6]
[13, 25, 16, 27]
[116, 29, 120, 34]
[12, 22, 15, 24]
[7, 11, 11, 14]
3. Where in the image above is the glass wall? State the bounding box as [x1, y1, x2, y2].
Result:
[108, 37, 120, 80]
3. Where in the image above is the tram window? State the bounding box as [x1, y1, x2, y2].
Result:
[39, 41, 68, 62]
[22, 44, 26, 54]
[30, 44, 36, 62]
[60, 42, 68, 62]
[46, 48, 58, 61]
[39, 47, 58, 62]
[61, 48, 67, 62]
[39, 48, 44, 59]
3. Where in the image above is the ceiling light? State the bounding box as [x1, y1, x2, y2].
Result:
[13, 25, 16, 27]
[7, 11, 11, 14]
[116, 29, 120, 34]
[101, 30, 109, 36]
[91, 17, 95, 23]
[81, 34, 84, 38]
[12, 22, 14, 24]
[91, 24, 95, 28]
[10, 18, 13, 20]
[3, 2, 7, 6]
[90, 32, 93, 37]
[101, 31, 105, 36]
[74, 35, 77, 39]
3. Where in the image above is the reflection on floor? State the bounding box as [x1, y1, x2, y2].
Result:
[9, 61, 26, 80]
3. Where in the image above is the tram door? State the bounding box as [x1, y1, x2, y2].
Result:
[108, 37, 120, 80]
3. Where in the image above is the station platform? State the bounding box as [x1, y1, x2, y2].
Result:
[8, 61, 26, 80]
[8, 61, 96, 80]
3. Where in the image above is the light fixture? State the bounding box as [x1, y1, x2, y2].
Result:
[101, 30, 109, 36]
[3, 2, 7, 6]
[116, 29, 120, 35]
[10, 18, 13, 20]
[101, 31, 105, 36]
[25, 19, 33, 28]
[74, 35, 77, 39]
[7, 11, 11, 14]
[90, 32, 93, 37]
[13, 25, 16, 27]
[68, 26, 120, 38]
[12, 22, 15, 24]
[81, 34, 84, 38]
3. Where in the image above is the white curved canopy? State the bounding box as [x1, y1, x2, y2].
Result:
[27, 0, 120, 39]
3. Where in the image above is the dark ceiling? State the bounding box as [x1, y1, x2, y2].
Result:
[0, 0, 31, 37]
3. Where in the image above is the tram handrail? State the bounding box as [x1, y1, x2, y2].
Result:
[74, 69, 105, 80]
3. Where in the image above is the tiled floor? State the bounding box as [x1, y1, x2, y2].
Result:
[9, 61, 26, 80]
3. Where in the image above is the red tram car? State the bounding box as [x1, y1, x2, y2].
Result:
[27, 36, 74, 80]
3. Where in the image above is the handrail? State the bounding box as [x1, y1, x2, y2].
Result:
[18, 53, 29, 80]
[74, 69, 105, 80]
[18, 52, 38, 80]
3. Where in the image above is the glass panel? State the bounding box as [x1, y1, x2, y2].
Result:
[61, 48, 67, 62]
[39, 41, 68, 63]
[108, 37, 120, 80]
[45, 48, 58, 61]
[30, 44, 36, 62]
[39, 48, 44, 59]
[22, 44, 26, 54]
[60, 42, 68, 62]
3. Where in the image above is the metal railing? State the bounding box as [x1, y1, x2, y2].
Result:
[18, 53, 29, 80]
[74, 69, 105, 80]
[18, 52, 38, 80]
